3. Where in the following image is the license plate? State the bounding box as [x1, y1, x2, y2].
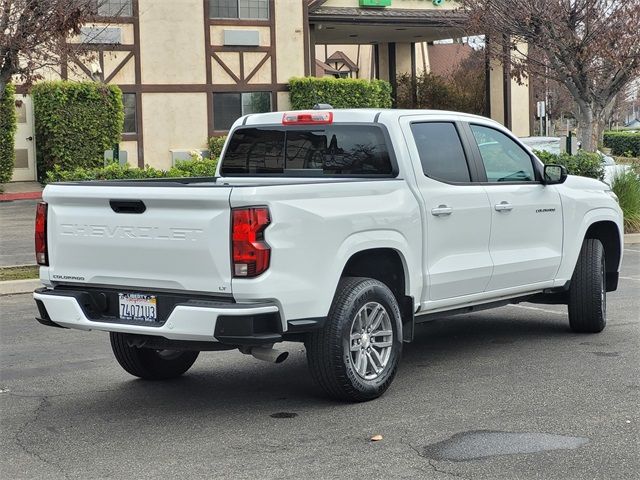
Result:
[118, 293, 157, 322]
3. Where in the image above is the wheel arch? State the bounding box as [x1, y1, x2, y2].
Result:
[339, 247, 416, 342]
[584, 220, 622, 291]
[555, 208, 623, 289]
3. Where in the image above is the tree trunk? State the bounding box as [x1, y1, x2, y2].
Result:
[576, 105, 602, 152]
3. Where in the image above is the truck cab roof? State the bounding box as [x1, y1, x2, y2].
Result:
[238, 108, 499, 129]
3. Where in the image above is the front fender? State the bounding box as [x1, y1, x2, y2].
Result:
[554, 207, 624, 286]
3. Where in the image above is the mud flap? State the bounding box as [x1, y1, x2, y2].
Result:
[401, 296, 415, 343]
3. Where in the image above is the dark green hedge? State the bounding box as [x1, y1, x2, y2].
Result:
[32, 81, 124, 179]
[534, 150, 604, 180]
[0, 84, 17, 185]
[603, 131, 640, 157]
[289, 77, 393, 110]
[45, 158, 218, 183]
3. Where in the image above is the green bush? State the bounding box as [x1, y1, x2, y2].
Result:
[372, 79, 393, 109]
[610, 170, 640, 233]
[534, 150, 605, 181]
[0, 83, 17, 187]
[208, 135, 227, 159]
[45, 158, 218, 184]
[169, 158, 218, 177]
[32, 81, 124, 180]
[396, 72, 485, 115]
[603, 131, 640, 157]
[289, 77, 393, 110]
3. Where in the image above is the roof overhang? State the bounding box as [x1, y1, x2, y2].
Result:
[309, 6, 468, 44]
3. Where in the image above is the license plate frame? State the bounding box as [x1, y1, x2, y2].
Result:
[118, 293, 158, 323]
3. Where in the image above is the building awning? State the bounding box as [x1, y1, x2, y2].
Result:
[309, 6, 467, 44]
[310, 6, 466, 25]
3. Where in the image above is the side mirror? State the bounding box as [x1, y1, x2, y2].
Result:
[543, 164, 568, 185]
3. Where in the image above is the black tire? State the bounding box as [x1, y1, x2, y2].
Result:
[110, 332, 199, 380]
[305, 277, 403, 402]
[568, 238, 607, 333]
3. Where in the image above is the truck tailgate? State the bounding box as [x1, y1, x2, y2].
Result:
[43, 184, 233, 294]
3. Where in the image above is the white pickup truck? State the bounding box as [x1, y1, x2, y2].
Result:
[33, 109, 624, 402]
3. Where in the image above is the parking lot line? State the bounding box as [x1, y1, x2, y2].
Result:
[509, 304, 566, 316]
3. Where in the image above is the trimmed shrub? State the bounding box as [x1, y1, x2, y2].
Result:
[611, 170, 640, 233]
[208, 135, 227, 158]
[45, 158, 218, 184]
[289, 77, 393, 110]
[534, 150, 605, 181]
[169, 158, 218, 177]
[372, 79, 393, 109]
[603, 131, 640, 157]
[32, 81, 124, 180]
[0, 84, 17, 187]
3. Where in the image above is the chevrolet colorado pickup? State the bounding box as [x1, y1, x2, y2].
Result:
[33, 109, 624, 402]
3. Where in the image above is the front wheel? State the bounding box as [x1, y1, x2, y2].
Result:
[110, 332, 199, 379]
[568, 238, 607, 333]
[305, 277, 403, 402]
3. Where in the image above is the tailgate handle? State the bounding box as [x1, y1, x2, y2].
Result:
[110, 200, 146, 214]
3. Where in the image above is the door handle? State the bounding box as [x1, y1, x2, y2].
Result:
[494, 201, 513, 212]
[110, 199, 146, 214]
[26, 136, 33, 141]
[431, 205, 453, 216]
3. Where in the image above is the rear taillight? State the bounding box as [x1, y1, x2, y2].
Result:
[35, 201, 48, 266]
[232, 207, 271, 278]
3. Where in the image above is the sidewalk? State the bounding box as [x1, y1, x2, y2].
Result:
[0, 182, 43, 202]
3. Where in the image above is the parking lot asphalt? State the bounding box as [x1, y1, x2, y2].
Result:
[0, 200, 38, 267]
[1, 249, 639, 479]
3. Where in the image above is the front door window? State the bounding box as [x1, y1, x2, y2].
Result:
[470, 124, 535, 182]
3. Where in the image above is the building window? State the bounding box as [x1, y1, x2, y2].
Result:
[80, 27, 122, 44]
[213, 92, 271, 131]
[122, 93, 137, 134]
[96, 0, 133, 17]
[209, 0, 269, 20]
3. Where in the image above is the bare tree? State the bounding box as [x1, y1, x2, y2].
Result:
[0, 0, 104, 97]
[461, 0, 640, 151]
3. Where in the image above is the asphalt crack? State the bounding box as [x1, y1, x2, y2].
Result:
[13, 396, 70, 480]
[427, 459, 470, 479]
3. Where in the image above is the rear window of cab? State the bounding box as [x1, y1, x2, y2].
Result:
[220, 125, 394, 176]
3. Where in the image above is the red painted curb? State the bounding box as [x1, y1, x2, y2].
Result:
[0, 191, 42, 202]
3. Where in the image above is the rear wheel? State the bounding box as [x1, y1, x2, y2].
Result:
[568, 238, 607, 333]
[305, 277, 402, 402]
[110, 332, 199, 379]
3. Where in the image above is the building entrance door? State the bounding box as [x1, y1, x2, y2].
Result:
[11, 95, 37, 182]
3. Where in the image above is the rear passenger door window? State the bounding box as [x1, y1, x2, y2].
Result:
[470, 125, 536, 182]
[410, 122, 470, 183]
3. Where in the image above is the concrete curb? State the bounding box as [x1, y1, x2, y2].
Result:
[0, 279, 42, 296]
[0, 192, 42, 202]
[624, 233, 640, 245]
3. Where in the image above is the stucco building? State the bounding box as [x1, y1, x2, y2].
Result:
[10, 0, 530, 182]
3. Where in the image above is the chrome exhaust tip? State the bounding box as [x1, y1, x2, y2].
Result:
[248, 346, 289, 364]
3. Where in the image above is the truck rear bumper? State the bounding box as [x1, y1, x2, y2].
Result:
[33, 287, 281, 344]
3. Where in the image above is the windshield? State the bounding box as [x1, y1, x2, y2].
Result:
[220, 125, 394, 176]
